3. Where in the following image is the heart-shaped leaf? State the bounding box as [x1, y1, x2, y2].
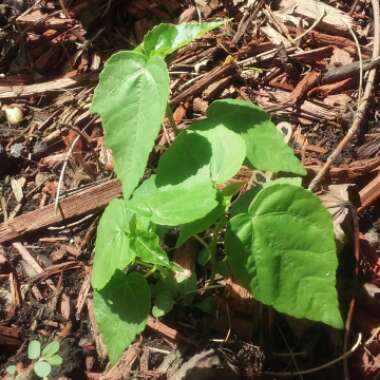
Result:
[226, 183, 343, 329]
[91, 199, 135, 290]
[152, 288, 175, 318]
[91, 51, 169, 199]
[128, 176, 218, 226]
[94, 271, 150, 364]
[207, 99, 306, 176]
[177, 200, 225, 247]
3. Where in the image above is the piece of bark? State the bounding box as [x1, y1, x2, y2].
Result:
[308, 77, 355, 96]
[286, 25, 359, 53]
[0, 179, 121, 243]
[307, 157, 380, 182]
[12, 242, 43, 275]
[170, 63, 238, 108]
[101, 343, 141, 380]
[276, 0, 353, 36]
[16, 9, 74, 29]
[322, 58, 380, 84]
[203, 76, 234, 99]
[290, 46, 333, 64]
[359, 174, 380, 210]
[255, 89, 337, 121]
[87, 298, 107, 360]
[225, 278, 256, 316]
[289, 70, 321, 104]
[0, 325, 21, 347]
[167, 349, 239, 380]
[146, 317, 197, 346]
[0, 73, 97, 99]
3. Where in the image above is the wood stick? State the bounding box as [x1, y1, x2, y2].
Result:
[308, 0, 380, 191]
[0, 73, 97, 99]
[146, 317, 197, 346]
[359, 173, 380, 210]
[170, 63, 238, 108]
[0, 179, 121, 243]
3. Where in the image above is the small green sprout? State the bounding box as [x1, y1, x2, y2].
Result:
[27, 340, 63, 379]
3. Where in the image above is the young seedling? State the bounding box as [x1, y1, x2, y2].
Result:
[5, 340, 62, 380]
[5, 365, 22, 380]
[91, 21, 343, 364]
[28, 340, 63, 379]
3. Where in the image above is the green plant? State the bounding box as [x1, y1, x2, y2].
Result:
[5, 340, 62, 380]
[5, 365, 22, 380]
[91, 21, 343, 364]
[29, 340, 62, 378]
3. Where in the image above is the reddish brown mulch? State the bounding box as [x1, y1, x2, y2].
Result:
[0, 0, 379, 379]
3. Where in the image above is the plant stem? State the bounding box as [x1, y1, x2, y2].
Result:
[178, 284, 225, 300]
[193, 234, 211, 252]
[209, 216, 226, 284]
[144, 265, 158, 278]
[166, 103, 179, 135]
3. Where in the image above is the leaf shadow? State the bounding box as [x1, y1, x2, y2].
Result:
[156, 132, 212, 187]
[97, 270, 147, 325]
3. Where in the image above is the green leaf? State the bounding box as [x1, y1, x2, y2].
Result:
[6, 365, 16, 375]
[42, 341, 59, 357]
[156, 131, 211, 186]
[91, 51, 169, 199]
[207, 99, 306, 176]
[264, 177, 302, 187]
[190, 121, 247, 184]
[46, 355, 63, 366]
[129, 223, 170, 268]
[152, 288, 175, 318]
[92, 199, 134, 290]
[138, 21, 224, 58]
[197, 247, 211, 266]
[230, 186, 262, 217]
[225, 184, 343, 329]
[176, 272, 197, 306]
[157, 123, 246, 186]
[128, 176, 218, 226]
[195, 297, 216, 315]
[93, 271, 150, 364]
[28, 340, 41, 360]
[177, 199, 225, 247]
[230, 178, 302, 217]
[33, 361, 51, 378]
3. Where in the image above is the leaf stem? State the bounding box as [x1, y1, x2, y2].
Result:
[178, 283, 225, 300]
[144, 265, 158, 278]
[166, 103, 179, 135]
[209, 216, 226, 284]
[193, 234, 210, 252]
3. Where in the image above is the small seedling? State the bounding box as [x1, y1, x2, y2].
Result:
[5, 340, 62, 380]
[5, 365, 23, 380]
[28, 340, 63, 378]
[90, 20, 343, 365]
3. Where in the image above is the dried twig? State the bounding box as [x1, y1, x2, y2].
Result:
[0, 73, 97, 99]
[264, 334, 362, 377]
[308, 0, 380, 191]
[146, 317, 197, 346]
[55, 120, 93, 213]
[0, 179, 121, 243]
